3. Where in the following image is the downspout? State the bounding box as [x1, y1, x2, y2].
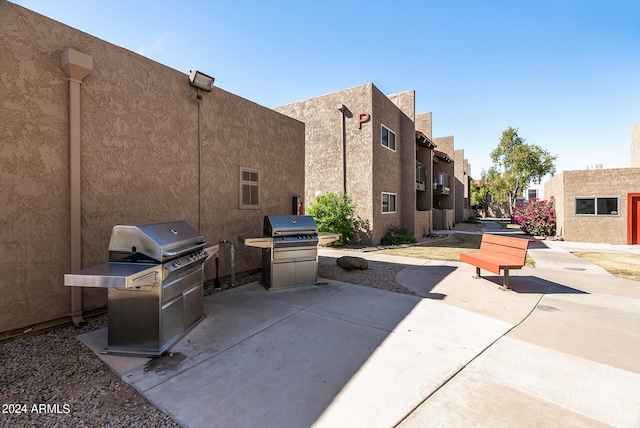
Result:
[187, 90, 203, 231]
[338, 104, 350, 194]
[61, 49, 93, 327]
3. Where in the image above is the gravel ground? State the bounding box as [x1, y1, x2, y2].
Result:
[0, 252, 420, 428]
[318, 255, 418, 296]
[0, 314, 177, 428]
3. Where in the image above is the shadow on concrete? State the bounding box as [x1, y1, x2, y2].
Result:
[395, 265, 457, 300]
[528, 239, 551, 250]
[81, 282, 436, 428]
[481, 275, 589, 295]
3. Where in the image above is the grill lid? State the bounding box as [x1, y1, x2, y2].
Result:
[109, 221, 205, 261]
[263, 215, 318, 236]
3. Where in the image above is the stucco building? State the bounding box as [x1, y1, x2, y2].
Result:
[274, 84, 415, 245]
[544, 125, 640, 245]
[0, 1, 305, 337]
[275, 85, 470, 245]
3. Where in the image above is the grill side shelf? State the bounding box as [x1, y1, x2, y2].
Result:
[239, 235, 273, 248]
[64, 263, 161, 288]
[318, 232, 340, 246]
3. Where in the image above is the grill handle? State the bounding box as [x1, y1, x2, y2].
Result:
[163, 243, 206, 257]
[273, 231, 317, 236]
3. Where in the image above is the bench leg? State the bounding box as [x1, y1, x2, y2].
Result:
[503, 269, 510, 289]
[475, 267, 481, 279]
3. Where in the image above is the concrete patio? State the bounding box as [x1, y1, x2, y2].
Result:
[78, 236, 640, 427]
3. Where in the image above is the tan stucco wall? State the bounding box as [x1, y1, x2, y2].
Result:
[388, 90, 417, 240]
[544, 172, 565, 237]
[0, 1, 304, 334]
[632, 123, 640, 167]
[434, 135, 454, 157]
[433, 209, 454, 230]
[387, 90, 415, 122]
[415, 210, 431, 238]
[274, 84, 374, 242]
[545, 169, 640, 244]
[276, 84, 418, 245]
[371, 87, 415, 244]
[415, 112, 432, 140]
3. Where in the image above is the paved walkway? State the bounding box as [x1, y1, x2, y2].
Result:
[78, 224, 640, 427]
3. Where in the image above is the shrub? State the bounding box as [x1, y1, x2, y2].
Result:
[464, 215, 477, 224]
[511, 197, 556, 237]
[308, 192, 356, 246]
[380, 225, 416, 246]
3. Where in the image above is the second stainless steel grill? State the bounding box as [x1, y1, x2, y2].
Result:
[240, 215, 339, 290]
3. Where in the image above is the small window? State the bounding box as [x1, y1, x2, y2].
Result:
[575, 198, 595, 215]
[381, 125, 396, 151]
[596, 197, 618, 215]
[240, 167, 259, 209]
[575, 197, 618, 216]
[527, 189, 538, 200]
[382, 192, 397, 213]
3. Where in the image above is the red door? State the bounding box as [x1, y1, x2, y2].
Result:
[629, 194, 640, 245]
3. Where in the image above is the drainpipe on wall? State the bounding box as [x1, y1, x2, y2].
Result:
[188, 90, 203, 231]
[338, 104, 350, 194]
[61, 48, 93, 327]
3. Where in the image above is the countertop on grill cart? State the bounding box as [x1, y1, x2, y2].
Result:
[64, 262, 160, 288]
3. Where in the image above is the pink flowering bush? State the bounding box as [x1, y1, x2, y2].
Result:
[511, 197, 556, 237]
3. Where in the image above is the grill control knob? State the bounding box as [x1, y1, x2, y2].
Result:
[175, 260, 182, 267]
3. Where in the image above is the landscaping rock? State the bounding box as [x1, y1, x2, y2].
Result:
[337, 256, 368, 271]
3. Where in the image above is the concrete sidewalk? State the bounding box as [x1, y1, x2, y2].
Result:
[78, 235, 640, 427]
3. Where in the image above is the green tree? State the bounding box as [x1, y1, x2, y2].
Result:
[470, 169, 491, 217]
[307, 192, 357, 246]
[486, 127, 556, 213]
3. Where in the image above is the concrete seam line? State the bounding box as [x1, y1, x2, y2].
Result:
[393, 283, 550, 427]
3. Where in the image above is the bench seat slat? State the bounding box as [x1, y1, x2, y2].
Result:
[460, 253, 524, 275]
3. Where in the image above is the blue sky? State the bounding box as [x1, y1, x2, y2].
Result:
[13, 0, 640, 178]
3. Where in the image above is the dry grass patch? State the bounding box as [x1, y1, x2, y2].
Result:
[572, 252, 640, 281]
[381, 233, 535, 267]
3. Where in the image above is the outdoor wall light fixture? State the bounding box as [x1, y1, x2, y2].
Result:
[188, 70, 215, 92]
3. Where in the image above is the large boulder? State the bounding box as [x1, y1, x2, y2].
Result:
[337, 256, 368, 271]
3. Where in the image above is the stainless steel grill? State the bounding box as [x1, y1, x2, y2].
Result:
[240, 215, 338, 290]
[65, 221, 217, 357]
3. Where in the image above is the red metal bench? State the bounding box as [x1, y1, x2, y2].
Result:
[459, 234, 531, 289]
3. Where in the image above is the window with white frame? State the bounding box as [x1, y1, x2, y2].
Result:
[575, 196, 619, 216]
[239, 167, 259, 209]
[382, 192, 397, 213]
[381, 125, 396, 151]
[527, 189, 538, 200]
